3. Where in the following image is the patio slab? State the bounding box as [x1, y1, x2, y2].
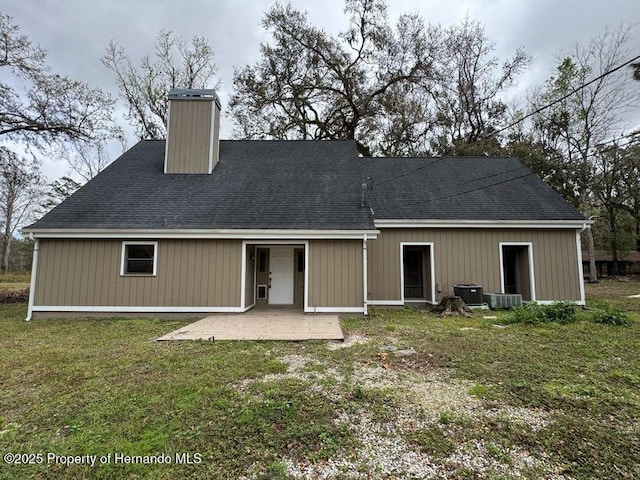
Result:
[156, 310, 344, 341]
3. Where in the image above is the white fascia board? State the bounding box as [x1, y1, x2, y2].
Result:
[23, 229, 380, 240]
[304, 307, 365, 313]
[374, 219, 592, 229]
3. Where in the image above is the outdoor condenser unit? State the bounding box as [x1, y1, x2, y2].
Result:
[483, 293, 523, 309]
[453, 284, 484, 305]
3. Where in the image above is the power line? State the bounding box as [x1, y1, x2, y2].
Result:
[371, 53, 640, 188]
[394, 137, 640, 209]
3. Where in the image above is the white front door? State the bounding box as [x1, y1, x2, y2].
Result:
[269, 247, 294, 304]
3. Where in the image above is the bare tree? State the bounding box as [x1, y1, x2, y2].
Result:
[530, 23, 640, 282]
[102, 30, 218, 139]
[429, 18, 531, 156]
[0, 147, 44, 272]
[52, 138, 126, 182]
[0, 13, 118, 144]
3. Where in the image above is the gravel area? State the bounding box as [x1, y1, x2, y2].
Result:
[237, 350, 565, 479]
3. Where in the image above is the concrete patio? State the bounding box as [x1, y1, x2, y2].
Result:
[156, 309, 344, 341]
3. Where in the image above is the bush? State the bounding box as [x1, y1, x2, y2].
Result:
[507, 301, 577, 325]
[593, 308, 629, 326]
[545, 302, 577, 324]
[0, 288, 29, 303]
[508, 303, 548, 324]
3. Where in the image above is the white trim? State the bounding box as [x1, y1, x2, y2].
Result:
[208, 101, 216, 174]
[366, 300, 404, 306]
[576, 231, 586, 304]
[241, 241, 247, 309]
[243, 240, 310, 313]
[375, 219, 591, 229]
[304, 241, 310, 312]
[536, 300, 586, 306]
[120, 241, 158, 276]
[23, 229, 379, 240]
[32, 306, 247, 313]
[400, 242, 436, 304]
[163, 101, 172, 174]
[499, 242, 536, 301]
[304, 307, 365, 314]
[25, 239, 39, 321]
[363, 234, 368, 316]
[242, 303, 255, 312]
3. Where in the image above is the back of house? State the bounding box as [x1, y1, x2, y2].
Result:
[22, 89, 588, 319]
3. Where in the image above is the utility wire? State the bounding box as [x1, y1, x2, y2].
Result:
[371, 54, 640, 188]
[397, 137, 640, 209]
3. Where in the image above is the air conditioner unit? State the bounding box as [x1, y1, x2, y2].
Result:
[453, 284, 484, 305]
[483, 293, 522, 309]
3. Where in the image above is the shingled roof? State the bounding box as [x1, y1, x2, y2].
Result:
[26, 139, 585, 231]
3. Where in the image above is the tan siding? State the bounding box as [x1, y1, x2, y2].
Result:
[34, 239, 242, 307]
[308, 240, 363, 308]
[245, 245, 255, 307]
[165, 100, 213, 174]
[213, 105, 220, 168]
[367, 229, 581, 302]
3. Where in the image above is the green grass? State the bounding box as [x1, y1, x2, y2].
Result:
[585, 276, 640, 311]
[1, 293, 639, 479]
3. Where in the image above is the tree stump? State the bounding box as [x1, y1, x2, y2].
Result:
[432, 296, 473, 317]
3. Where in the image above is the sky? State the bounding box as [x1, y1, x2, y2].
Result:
[3, 0, 640, 182]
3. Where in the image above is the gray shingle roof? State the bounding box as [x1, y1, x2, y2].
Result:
[27, 140, 585, 231]
[363, 156, 585, 221]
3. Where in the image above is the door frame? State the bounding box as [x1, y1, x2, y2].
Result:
[499, 242, 536, 301]
[400, 242, 436, 304]
[241, 240, 308, 311]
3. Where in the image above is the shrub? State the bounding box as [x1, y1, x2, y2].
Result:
[0, 288, 29, 303]
[507, 303, 548, 324]
[507, 301, 577, 324]
[593, 308, 629, 326]
[545, 301, 577, 324]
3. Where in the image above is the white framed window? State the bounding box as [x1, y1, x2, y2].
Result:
[121, 241, 158, 276]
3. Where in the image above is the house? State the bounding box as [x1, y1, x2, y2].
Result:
[22, 89, 589, 320]
[582, 250, 640, 278]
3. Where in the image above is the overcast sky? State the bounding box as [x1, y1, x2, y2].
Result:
[3, 0, 640, 181]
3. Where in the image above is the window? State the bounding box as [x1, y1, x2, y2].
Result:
[121, 242, 157, 276]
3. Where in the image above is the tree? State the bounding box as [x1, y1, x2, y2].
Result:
[0, 148, 44, 272]
[428, 18, 531, 156]
[53, 139, 124, 182]
[0, 13, 117, 144]
[230, 0, 435, 156]
[39, 176, 81, 214]
[530, 24, 640, 282]
[102, 30, 218, 139]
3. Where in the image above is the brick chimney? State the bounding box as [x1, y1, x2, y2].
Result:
[164, 89, 221, 174]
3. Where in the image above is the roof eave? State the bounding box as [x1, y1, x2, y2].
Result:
[374, 219, 592, 229]
[20, 228, 380, 240]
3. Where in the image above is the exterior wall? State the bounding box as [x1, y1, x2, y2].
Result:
[34, 239, 242, 307]
[165, 99, 213, 174]
[308, 240, 363, 308]
[244, 244, 255, 307]
[368, 229, 581, 302]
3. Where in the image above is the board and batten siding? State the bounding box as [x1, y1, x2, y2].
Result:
[165, 99, 213, 174]
[244, 244, 255, 308]
[34, 239, 242, 307]
[367, 229, 581, 302]
[308, 240, 363, 308]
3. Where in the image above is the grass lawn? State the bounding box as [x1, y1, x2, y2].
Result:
[0, 280, 639, 479]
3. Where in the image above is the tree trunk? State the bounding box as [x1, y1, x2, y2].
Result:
[1, 232, 11, 273]
[432, 296, 473, 317]
[586, 226, 598, 283]
[609, 208, 619, 275]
